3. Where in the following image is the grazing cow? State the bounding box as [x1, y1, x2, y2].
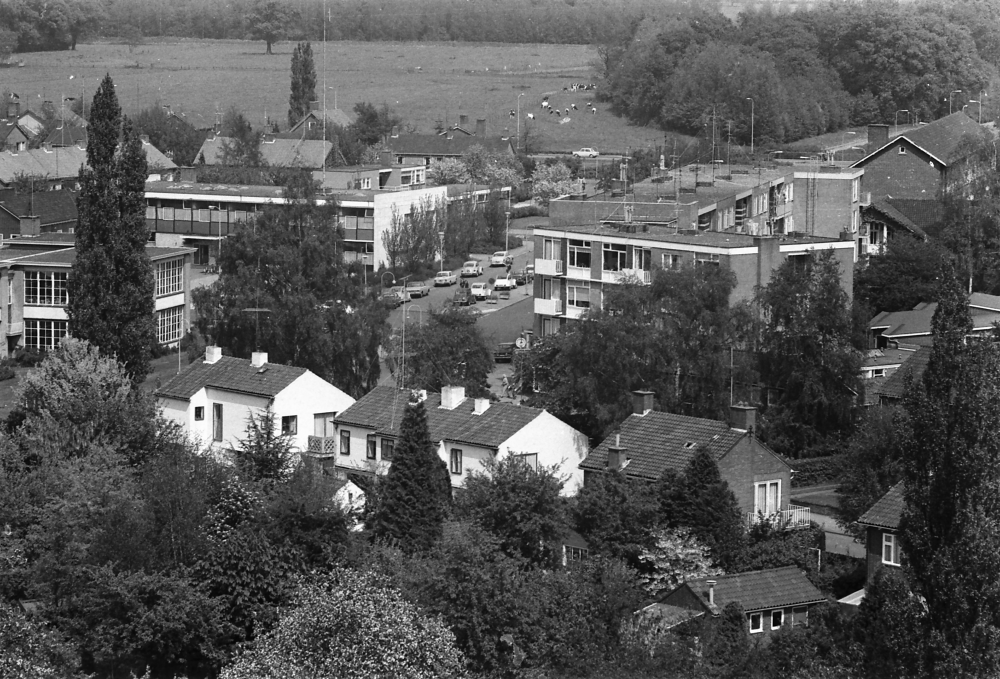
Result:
[564, 108, 570, 116]
[541, 99, 549, 109]
[572, 104, 578, 110]
[591, 107, 597, 115]
[549, 109, 555, 115]
[586, 102, 591, 107]
[509, 109, 516, 118]
[527, 113, 534, 119]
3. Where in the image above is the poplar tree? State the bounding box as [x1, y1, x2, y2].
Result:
[67, 73, 155, 382]
[288, 41, 316, 129]
[372, 396, 451, 553]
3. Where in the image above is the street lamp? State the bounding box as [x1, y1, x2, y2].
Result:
[361, 254, 368, 291]
[745, 97, 754, 158]
[894, 109, 908, 135]
[404, 304, 423, 326]
[438, 230, 446, 270]
[505, 210, 511, 254]
[950, 89, 963, 115]
[516, 92, 525, 151]
[969, 99, 983, 124]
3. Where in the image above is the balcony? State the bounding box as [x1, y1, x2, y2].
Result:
[307, 435, 338, 455]
[535, 258, 564, 277]
[5, 321, 22, 336]
[564, 304, 588, 320]
[534, 298, 563, 316]
[746, 505, 811, 531]
[565, 265, 592, 280]
[618, 268, 652, 284]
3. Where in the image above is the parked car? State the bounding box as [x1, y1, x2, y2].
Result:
[471, 282, 490, 300]
[434, 270, 458, 286]
[381, 287, 406, 308]
[573, 147, 599, 158]
[461, 260, 483, 277]
[490, 251, 513, 267]
[453, 286, 476, 306]
[514, 267, 534, 286]
[492, 273, 517, 291]
[406, 280, 431, 298]
[493, 342, 516, 362]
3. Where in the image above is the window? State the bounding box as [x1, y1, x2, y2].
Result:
[695, 253, 720, 267]
[381, 438, 394, 461]
[542, 238, 557, 260]
[749, 612, 763, 634]
[567, 282, 590, 309]
[872, 368, 885, 378]
[792, 607, 808, 628]
[898, 146, 906, 155]
[852, 209, 860, 233]
[851, 177, 860, 202]
[155, 259, 184, 297]
[634, 247, 652, 271]
[662, 254, 683, 270]
[194, 406, 204, 421]
[23, 271, 68, 306]
[23, 320, 67, 350]
[565, 546, 588, 563]
[212, 403, 223, 442]
[883, 533, 901, 566]
[450, 448, 463, 475]
[568, 239, 591, 269]
[602, 242, 627, 271]
[788, 253, 812, 274]
[361, 177, 372, 190]
[771, 610, 784, 630]
[542, 317, 559, 336]
[517, 453, 538, 471]
[755, 480, 781, 516]
[157, 306, 184, 344]
[281, 415, 297, 436]
[786, 183, 794, 202]
[367, 434, 377, 460]
[340, 430, 351, 455]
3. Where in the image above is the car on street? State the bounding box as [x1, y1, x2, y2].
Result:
[471, 282, 490, 300]
[453, 286, 476, 306]
[514, 266, 534, 286]
[461, 260, 483, 277]
[492, 273, 517, 291]
[381, 287, 407, 308]
[490, 251, 513, 267]
[434, 270, 458, 286]
[493, 342, 516, 362]
[406, 280, 431, 298]
[573, 147, 599, 158]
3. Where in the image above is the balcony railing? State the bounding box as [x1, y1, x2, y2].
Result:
[564, 304, 588, 320]
[307, 435, 338, 455]
[535, 259, 564, 277]
[618, 268, 652, 284]
[534, 298, 563, 316]
[746, 505, 811, 531]
[565, 265, 592, 280]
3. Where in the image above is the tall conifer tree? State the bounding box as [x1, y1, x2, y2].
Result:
[67, 73, 155, 382]
[288, 42, 317, 129]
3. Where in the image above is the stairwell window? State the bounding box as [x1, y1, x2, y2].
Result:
[450, 448, 463, 475]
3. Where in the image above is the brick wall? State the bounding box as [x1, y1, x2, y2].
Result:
[859, 142, 943, 200]
[716, 436, 791, 515]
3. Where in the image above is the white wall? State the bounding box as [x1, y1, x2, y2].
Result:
[436, 439, 495, 490]
[372, 186, 448, 269]
[273, 372, 356, 451]
[333, 424, 394, 477]
[500, 411, 589, 495]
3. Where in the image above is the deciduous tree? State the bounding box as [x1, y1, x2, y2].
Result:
[391, 307, 493, 396]
[572, 469, 661, 568]
[246, 0, 293, 55]
[287, 41, 316, 129]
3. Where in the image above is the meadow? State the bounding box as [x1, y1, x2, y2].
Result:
[2, 39, 666, 154]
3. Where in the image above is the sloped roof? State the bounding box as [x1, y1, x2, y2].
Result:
[43, 122, 88, 147]
[884, 199, 945, 236]
[387, 133, 513, 158]
[579, 410, 754, 481]
[196, 136, 332, 169]
[858, 482, 905, 530]
[864, 200, 927, 239]
[288, 108, 353, 133]
[167, 109, 216, 131]
[969, 292, 1000, 313]
[0, 188, 77, 226]
[156, 355, 307, 400]
[853, 112, 992, 168]
[873, 345, 932, 401]
[0, 141, 176, 184]
[0, 119, 24, 144]
[870, 303, 1000, 338]
[334, 385, 544, 449]
[641, 603, 705, 629]
[682, 566, 827, 614]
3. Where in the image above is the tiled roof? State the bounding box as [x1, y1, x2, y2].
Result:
[388, 134, 513, 158]
[155, 355, 307, 400]
[899, 112, 992, 165]
[641, 603, 705, 629]
[167, 109, 216, 131]
[579, 411, 751, 481]
[196, 136, 332, 169]
[873, 345, 932, 401]
[865, 200, 927, 239]
[683, 566, 827, 614]
[288, 108, 354, 133]
[884, 199, 945, 236]
[334, 385, 544, 449]
[858, 482, 905, 530]
[0, 141, 176, 184]
[870, 303, 1000, 338]
[969, 292, 1000, 313]
[43, 122, 88, 147]
[0, 188, 77, 226]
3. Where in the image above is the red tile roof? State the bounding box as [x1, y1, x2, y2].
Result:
[156, 355, 307, 400]
[857, 482, 905, 530]
[681, 566, 827, 614]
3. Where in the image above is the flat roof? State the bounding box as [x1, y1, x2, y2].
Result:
[536, 223, 847, 249]
[145, 181, 287, 199]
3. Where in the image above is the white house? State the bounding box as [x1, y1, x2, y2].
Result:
[156, 346, 356, 452]
[319, 385, 589, 495]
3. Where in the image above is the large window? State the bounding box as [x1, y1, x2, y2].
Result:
[450, 448, 463, 475]
[695, 253, 720, 268]
[157, 306, 184, 344]
[663, 254, 683, 270]
[755, 480, 781, 516]
[568, 239, 591, 269]
[567, 282, 590, 309]
[381, 438, 394, 461]
[156, 259, 184, 297]
[340, 430, 351, 455]
[882, 533, 901, 566]
[748, 612, 763, 634]
[24, 271, 68, 306]
[602, 243, 627, 271]
[212, 403, 223, 442]
[24, 320, 67, 350]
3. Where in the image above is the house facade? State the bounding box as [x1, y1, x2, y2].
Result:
[156, 347, 356, 452]
[857, 482, 905, 582]
[580, 392, 807, 527]
[319, 385, 590, 496]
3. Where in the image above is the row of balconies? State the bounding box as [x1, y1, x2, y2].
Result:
[535, 259, 652, 285]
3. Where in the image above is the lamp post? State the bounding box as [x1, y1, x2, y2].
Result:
[745, 97, 754, 159]
[969, 99, 983, 124]
[894, 109, 908, 135]
[404, 304, 423, 326]
[361, 254, 368, 292]
[950, 89, 963, 115]
[516, 92, 524, 151]
[438, 230, 445, 270]
[505, 210, 511, 254]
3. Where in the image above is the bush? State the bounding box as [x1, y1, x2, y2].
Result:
[11, 347, 44, 367]
[790, 455, 846, 487]
[0, 363, 14, 382]
[511, 204, 546, 219]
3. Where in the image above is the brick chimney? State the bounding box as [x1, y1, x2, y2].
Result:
[606, 429, 627, 471]
[867, 124, 889, 154]
[729, 404, 756, 433]
[631, 390, 654, 416]
[475, 118, 486, 137]
[440, 385, 466, 410]
[251, 351, 268, 368]
[379, 149, 392, 167]
[205, 346, 223, 364]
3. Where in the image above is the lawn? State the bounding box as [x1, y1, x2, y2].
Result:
[4, 39, 665, 154]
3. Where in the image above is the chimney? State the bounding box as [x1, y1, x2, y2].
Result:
[631, 390, 654, 416]
[309, 100, 320, 112]
[867, 124, 889, 153]
[6, 99, 18, 120]
[607, 429, 626, 471]
[391, 125, 399, 139]
[19, 215, 40, 236]
[707, 580, 716, 606]
[440, 385, 467, 410]
[205, 346, 223, 364]
[379, 149, 392, 167]
[251, 351, 268, 368]
[459, 114, 468, 127]
[41, 143, 52, 153]
[475, 118, 486, 137]
[729, 404, 757, 433]
[473, 397, 490, 415]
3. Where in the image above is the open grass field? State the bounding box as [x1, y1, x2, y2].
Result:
[2, 39, 666, 154]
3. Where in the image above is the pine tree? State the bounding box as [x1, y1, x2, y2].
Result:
[67, 74, 155, 382]
[372, 396, 450, 552]
[288, 41, 316, 129]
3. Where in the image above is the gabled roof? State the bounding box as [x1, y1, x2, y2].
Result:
[858, 482, 904, 531]
[196, 136, 332, 169]
[869, 302, 1000, 339]
[0, 141, 176, 184]
[853, 112, 992, 168]
[579, 410, 764, 481]
[679, 566, 827, 614]
[387, 134, 513, 158]
[155, 355, 307, 400]
[873, 345, 932, 401]
[167, 109, 216, 131]
[334, 385, 545, 449]
[0, 188, 77, 226]
[884, 199, 945, 237]
[864, 199, 927, 239]
[288, 108, 353, 133]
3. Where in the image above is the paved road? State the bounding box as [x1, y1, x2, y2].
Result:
[792, 484, 866, 559]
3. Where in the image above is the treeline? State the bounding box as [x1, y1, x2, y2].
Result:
[602, 0, 999, 144]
